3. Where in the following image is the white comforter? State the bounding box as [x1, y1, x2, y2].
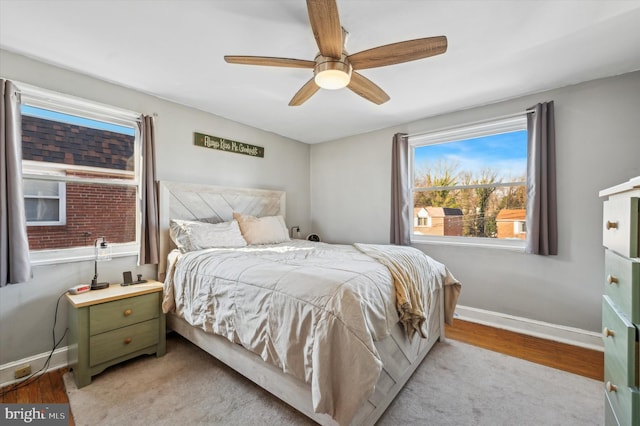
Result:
[162, 240, 458, 425]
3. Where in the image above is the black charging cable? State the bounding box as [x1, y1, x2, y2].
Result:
[0, 291, 69, 397]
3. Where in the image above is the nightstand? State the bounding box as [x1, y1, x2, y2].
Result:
[66, 281, 166, 388]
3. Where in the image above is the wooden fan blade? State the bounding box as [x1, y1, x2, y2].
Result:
[289, 78, 320, 106]
[348, 36, 447, 70]
[348, 72, 390, 105]
[224, 56, 315, 69]
[306, 0, 343, 58]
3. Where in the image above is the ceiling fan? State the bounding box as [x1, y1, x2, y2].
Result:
[224, 0, 447, 106]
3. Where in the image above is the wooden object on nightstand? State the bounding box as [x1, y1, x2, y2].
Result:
[600, 176, 640, 426]
[66, 280, 166, 388]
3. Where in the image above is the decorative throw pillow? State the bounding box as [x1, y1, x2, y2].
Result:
[232, 212, 290, 245]
[169, 219, 247, 252]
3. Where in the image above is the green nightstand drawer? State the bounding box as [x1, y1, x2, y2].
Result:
[90, 318, 160, 366]
[90, 292, 159, 335]
[605, 250, 640, 324]
[603, 296, 638, 387]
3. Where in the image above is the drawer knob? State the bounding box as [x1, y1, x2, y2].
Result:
[603, 327, 615, 338]
[606, 221, 618, 230]
[123, 309, 132, 317]
[606, 381, 618, 393]
[606, 275, 619, 285]
[124, 337, 132, 345]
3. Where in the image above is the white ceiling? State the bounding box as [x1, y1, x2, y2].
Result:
[1, 0, 639, 144]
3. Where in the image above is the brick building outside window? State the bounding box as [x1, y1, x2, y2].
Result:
[22, 110, 137, 251]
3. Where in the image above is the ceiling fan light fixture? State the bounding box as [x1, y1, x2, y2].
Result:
[224, 1, 447, 105]
[315, 69, 351, 90]
[314, 54, 352, 90]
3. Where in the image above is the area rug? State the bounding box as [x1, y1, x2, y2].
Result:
[64, 333, 602, 425]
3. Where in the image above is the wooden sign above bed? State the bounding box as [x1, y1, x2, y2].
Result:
[194, 132, 264, 158]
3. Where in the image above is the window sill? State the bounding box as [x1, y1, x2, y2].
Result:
[30, 243, 139, 266]
[410, 236, 525, 251]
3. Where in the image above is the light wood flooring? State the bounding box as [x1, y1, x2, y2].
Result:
[445, 319, 603, 381]
[0, 319, 603, 425]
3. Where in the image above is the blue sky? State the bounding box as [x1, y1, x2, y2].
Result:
[21, 105, 135, 136]
[414, 130, 527, 182]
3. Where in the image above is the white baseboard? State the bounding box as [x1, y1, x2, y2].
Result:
[0, 346, 68, 388]
[454, 305, 604, 352]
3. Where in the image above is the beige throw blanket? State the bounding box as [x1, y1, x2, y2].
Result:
[354, 243, 461, 341]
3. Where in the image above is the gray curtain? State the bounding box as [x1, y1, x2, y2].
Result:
[390, 133, 411, 245]
[139, 115, 159, 265]
[526, 101, 558, 255]
[1, 79, 32, 286]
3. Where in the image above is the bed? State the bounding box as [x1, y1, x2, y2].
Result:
[158, 180, 460, 426]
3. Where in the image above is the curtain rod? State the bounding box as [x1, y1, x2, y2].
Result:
[406, 109, 535, 139]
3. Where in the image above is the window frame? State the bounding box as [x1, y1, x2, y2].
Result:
[18, 83, 142, 265]
[408, 115, 528, 250]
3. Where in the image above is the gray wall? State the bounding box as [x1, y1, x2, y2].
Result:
[310, 71, 640, 333]
[1, 46, 638, 367]
[0, 49, 311, 364]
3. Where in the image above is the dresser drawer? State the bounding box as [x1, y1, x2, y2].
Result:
[90, 318, 160, 366]
[604, 390, 621, 426]
[605, 390, 621, 426]
[604, 377, 640, 426]
[603, 196, 639, 258]
[605, 250, 640, 323]
[602, 296, 638, 387]
[90, 292, 159, 335]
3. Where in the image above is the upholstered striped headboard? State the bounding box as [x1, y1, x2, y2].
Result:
[158, 181, 286, 280]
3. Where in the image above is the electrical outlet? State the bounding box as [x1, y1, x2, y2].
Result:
[14, 364, 31, 379]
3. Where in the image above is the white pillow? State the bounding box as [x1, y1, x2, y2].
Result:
[169, 219, 247, 252]
[232, 212, 290, 245]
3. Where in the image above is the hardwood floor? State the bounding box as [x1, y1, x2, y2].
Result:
[0, 319, 603, 425]
[445, 319, 604, 381]
[0, 367, 75, 425]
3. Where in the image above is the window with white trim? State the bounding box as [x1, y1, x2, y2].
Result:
[19, 84, 141, 261]
[410, 116, 528, 248]
[24, 179, 66, 226]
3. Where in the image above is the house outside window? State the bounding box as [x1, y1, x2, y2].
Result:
[409, 115, 528, 248]
[496, 209, 527, 240]
[19, 85, 141, 263]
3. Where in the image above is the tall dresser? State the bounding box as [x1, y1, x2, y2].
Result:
[600, 176, 640, 426]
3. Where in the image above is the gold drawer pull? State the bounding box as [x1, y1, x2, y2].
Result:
[606, 221, 618, 230]
[603, 327, 615, 338]
[123, 309, 132, 317]
[124, 337, 132, 345]
[606, 381, 618, 393]
[607, 275, 619, 285]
